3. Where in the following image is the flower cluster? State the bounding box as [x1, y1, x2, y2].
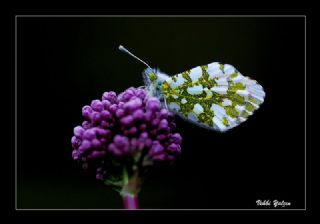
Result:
[71, 87, 182, 181]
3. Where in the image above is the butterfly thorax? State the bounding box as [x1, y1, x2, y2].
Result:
[143, 68, 169, 105]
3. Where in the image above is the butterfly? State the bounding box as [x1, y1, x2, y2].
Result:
[119, 45, 265, 132]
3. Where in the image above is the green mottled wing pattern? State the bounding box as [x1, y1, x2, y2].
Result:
[161, 62, 265, 132]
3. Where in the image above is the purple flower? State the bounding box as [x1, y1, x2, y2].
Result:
[71, 87, 182, 181]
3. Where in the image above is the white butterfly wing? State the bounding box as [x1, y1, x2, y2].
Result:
[160, 62, 265, 132]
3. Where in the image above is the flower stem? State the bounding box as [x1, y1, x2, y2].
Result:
[120, 166, 141, 209]
[122, 194, 139, 209]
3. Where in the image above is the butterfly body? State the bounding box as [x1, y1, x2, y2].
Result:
[143, 62, 265, 132]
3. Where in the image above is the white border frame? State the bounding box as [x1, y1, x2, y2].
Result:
[15, 15, 306, 211]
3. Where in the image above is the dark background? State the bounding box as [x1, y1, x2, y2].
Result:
[17, 16, 305, 209]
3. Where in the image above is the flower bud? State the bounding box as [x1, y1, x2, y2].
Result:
[123, 98, 142, 112]
[91, 100, 104, 112]
[159, 108, 169, 119]
[71, 136, 82, 148]
[80, 140, 91, 151]
[72, 150, 80, 160]
[73, 126, 84, 138]
[135, 88, 146, 99]
[148, 141, 164, 157]
[91, 138, 101, 148]
[167, 143, 181, 153]
[83, 129, 96, 140]
[109, 104, 118, 113]
[146, 97, 161, 112]
[120, 115, 134, 126]
[100, 110, 112, 120]
[132, 109, 144, 120]
[115, 108, 125, 118]
[91, 112, 102, 123]
[153, 154, 166, 161]
[82, 105, 92, 119]
[159, 119, 169, 130]
[82, 121, 92, 130]
[102, 91, 117, 104]
[171, 133, 182, 144]
[102, 100, 111, 109]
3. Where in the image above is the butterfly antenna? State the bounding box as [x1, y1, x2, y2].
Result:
[119, 45, 151, 69]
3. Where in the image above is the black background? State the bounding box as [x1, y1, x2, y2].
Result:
[17, 16, 305, 209]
